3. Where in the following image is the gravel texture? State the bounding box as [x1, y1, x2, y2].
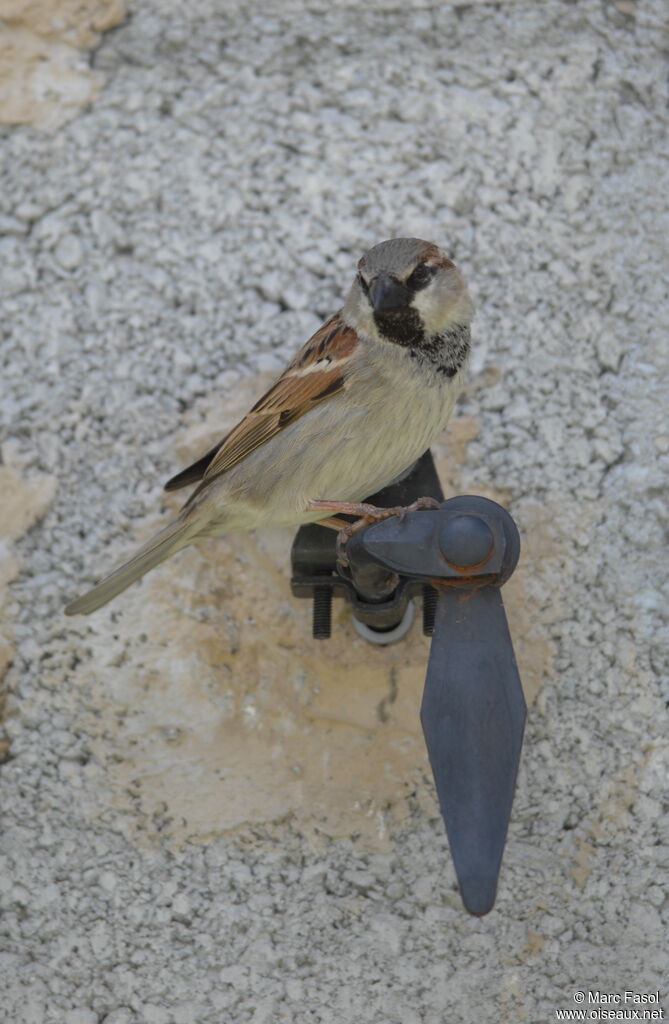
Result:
[1, 1, 668, 1022]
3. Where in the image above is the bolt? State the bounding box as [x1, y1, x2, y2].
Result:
[439, 514, 494, 569]
[422, 585, 438, 636]
[312, 586, 332, 638]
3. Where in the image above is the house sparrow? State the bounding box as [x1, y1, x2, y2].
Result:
[65, 237, 473, 615]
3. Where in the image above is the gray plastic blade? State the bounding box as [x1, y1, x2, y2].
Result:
[420, 586, 526, 915]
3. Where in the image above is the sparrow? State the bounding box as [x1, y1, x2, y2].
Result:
[65, 237, 473, 615]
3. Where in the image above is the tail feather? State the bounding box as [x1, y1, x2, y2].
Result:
[65, 518, 195, 616]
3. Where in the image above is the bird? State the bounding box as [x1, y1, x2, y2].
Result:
[65, 237, 473, 615]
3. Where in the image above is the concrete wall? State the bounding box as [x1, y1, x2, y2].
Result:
[1, 1, 667, 1021]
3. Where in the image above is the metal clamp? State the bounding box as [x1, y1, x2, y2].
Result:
[290, 451, 526, 915]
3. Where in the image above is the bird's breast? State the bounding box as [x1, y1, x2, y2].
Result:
[203, 346, 466, 529]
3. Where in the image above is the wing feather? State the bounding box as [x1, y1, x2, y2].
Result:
[164, 314, 357, 497]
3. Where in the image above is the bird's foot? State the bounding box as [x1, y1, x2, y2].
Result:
[307, 497, 441, 565]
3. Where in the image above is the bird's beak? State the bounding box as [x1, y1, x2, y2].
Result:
[368, 273, 410, 313]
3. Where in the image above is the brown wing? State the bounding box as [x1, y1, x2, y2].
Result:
[163, 441, 225, 492]
[164, 314, 358, 496]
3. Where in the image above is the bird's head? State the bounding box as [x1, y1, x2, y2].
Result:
[345, 237, 473, 347]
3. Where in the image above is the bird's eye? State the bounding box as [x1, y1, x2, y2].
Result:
[408, 263, 434, 289]
[357, 272, 369, 293]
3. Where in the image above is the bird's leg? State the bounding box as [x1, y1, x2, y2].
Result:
[317, 516, 352, 531]
[309, 499, 396, 521]
[307, 497, 441, 565]
[308, 497, 441, 522]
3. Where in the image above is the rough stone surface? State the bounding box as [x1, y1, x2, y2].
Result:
[1, 1, 668, 1021]
[0, 0, 126, 130]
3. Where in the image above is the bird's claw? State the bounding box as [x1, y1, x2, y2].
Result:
[393, 495, 441, 522]
[308, 497, 441, 567]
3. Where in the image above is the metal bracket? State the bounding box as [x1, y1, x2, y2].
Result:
[290, 450, 526, 915]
